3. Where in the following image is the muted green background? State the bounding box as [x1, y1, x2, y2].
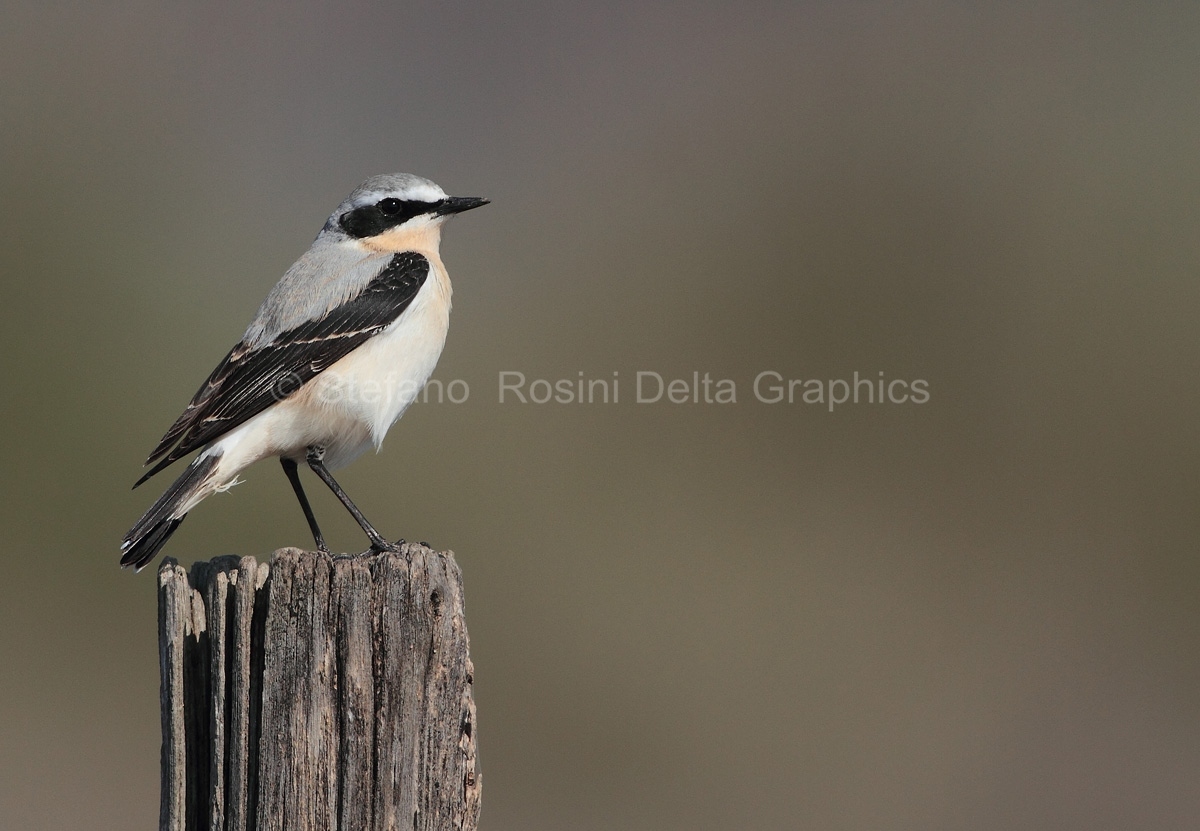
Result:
[3, 2, 1199, 828]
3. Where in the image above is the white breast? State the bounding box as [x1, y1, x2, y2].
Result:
[323, 276, 450, 438]
[304, 259, 452, 458]
[206, 256, 451, 478]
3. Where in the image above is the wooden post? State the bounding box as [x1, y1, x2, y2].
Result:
[157, 545, 481, 831]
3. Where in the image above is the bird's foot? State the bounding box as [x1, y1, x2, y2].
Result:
[367, 536, 405, 554]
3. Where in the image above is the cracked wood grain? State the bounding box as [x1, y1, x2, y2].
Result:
[157, 545, 480, 831]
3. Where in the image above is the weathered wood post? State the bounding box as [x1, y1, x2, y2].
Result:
[157, 544, 481, 831]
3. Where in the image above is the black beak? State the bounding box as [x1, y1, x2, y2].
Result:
[436, 196, 490, 215]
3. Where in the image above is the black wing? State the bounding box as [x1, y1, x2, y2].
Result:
[135, 251, 430, 487]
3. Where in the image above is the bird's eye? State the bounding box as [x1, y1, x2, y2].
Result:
[378, 198, 402, 215]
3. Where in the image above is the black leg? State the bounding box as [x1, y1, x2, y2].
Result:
[281, 457, 329, 553]
[305, 446, 397, 552]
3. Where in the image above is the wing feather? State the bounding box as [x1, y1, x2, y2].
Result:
[135, 251, 430, 487]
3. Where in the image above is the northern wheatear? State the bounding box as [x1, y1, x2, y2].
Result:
[121, 173, 487, 569]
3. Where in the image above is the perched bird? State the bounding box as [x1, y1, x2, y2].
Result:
[121, 173, 487, 570]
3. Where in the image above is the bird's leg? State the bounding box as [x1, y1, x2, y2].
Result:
[305, 445, 398, 552]
[280, 457, 329, 553]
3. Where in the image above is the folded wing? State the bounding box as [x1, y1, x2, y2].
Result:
[136, 251, 430, 487]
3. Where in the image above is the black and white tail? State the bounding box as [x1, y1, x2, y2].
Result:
[121, 453, 221, 570]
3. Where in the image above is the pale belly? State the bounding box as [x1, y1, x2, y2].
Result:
[210, 280, 451, 477]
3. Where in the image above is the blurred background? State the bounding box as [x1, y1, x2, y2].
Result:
[2, 2, 1199, 828]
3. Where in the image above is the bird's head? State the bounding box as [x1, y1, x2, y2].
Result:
[324, 173, 488, 252]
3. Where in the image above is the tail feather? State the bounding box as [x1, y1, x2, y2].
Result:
[121, 452, 220, 570]
[120, 516, 186, 570]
